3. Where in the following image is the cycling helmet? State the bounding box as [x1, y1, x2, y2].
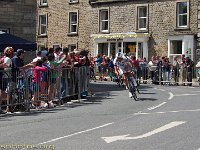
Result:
[4, 47, 14, 55]
[116, 52, 124, 58]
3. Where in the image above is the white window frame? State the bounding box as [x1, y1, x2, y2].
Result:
[99, 9, 109, 33]
[68, 11, 78, 34]
[177, 1, 189, 28]
[38, 14, 48, 36]
[168, 35, 194, 61]
[137, 6, 148, 30]
[39, 0, 48, 6]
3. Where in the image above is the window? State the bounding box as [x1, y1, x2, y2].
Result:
[98, 43, 108, 55]
[177, 2, 188, 28]
[53, 44, 61, 50]
[38, 14, 47, 35]
[99, 9, 109, 33]
[170, 40, 182, 55]
[137, 6, 147, 30]
[69, 0, 78, 3]
[39, 0, 48, 6]
[69, 12, 78, 34]
[168, 36, 194, 61]
[38, 45, 46, 51]
[68, 44, 76, 52]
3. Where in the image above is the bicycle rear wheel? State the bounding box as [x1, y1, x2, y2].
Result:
[132, 91, 138, 101]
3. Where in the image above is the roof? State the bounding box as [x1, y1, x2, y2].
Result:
[0, 31, 37, 51]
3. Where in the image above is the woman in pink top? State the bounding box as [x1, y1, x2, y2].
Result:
[31, 59, 48, 107]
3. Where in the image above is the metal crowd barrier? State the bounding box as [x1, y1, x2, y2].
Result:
[0, 66, 90, 113]
[138, 65, 200, 86]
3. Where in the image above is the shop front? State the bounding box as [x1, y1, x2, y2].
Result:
[91, 32, 150, 59]
[168, 35, 194, 61]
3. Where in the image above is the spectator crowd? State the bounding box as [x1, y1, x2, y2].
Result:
[0, 46, 90, 114]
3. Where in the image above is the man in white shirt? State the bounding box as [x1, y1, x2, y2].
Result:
[0, 47, 14, 113]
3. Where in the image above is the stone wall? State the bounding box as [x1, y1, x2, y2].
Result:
[0, 0, 36, 42]
[0, 0, 37, 63]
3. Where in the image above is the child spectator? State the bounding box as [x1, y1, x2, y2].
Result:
[31, 59, 48, 107]
[47, 53, 66, 104]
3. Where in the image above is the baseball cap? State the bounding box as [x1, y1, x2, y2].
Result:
[16, 49, 25, 55]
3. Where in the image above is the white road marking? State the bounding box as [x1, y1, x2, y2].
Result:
[174, 94, 199, 96]
[134, 111, 142, 115]
[37, 122, 114, 145]
[147, 102, 167, 110]
[102, 121, 186, 143]
[188, 87, 195, 89]
[154, 87, 166, 92]
[137, 109, 200, 115]
[168, 92, 174, 100]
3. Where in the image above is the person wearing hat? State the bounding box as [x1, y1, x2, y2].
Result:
[12, 49, 25, 70]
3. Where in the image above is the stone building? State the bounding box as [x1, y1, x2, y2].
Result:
[37, 0, 91, 51]
[0, 0, 37, 63]
[89, 0, 199, 61]
[37, 0, 199, 61]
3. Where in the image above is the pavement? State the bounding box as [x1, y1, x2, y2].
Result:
[0, 81, 200, 150]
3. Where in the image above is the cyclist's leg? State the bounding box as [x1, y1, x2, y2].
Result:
[127, 75, 138, 100]
[122, 74, 128, 89]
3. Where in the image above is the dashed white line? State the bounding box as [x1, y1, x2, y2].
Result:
[174, 94, 199, 96]
[37, 122, 114, 145]
[147, 102, 167, 110]
[137, 109, 200, 115]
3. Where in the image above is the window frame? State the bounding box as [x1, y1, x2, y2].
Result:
[176, 1, 189, 28]
[38, 45, 46, 51]
[53, 44, 61, 50]
[137, 6, 148, 31]
[99, 8, 109, 33]
[39, 0, 48, 7]
[68, 44, 77, 52]
[68, 11, 79, 35]
[38, 14, 48, 36]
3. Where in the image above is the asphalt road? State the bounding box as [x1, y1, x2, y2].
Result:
[0, 81, 200, 150]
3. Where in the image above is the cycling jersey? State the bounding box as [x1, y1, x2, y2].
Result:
[113, 56, 132, 75]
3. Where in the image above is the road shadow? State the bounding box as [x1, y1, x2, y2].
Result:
[139, 92, 156, 94]
[138, 98, 157, 101]
[0, 82, 156, 119]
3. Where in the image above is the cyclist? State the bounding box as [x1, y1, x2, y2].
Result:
[113, 52, 137, 99]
